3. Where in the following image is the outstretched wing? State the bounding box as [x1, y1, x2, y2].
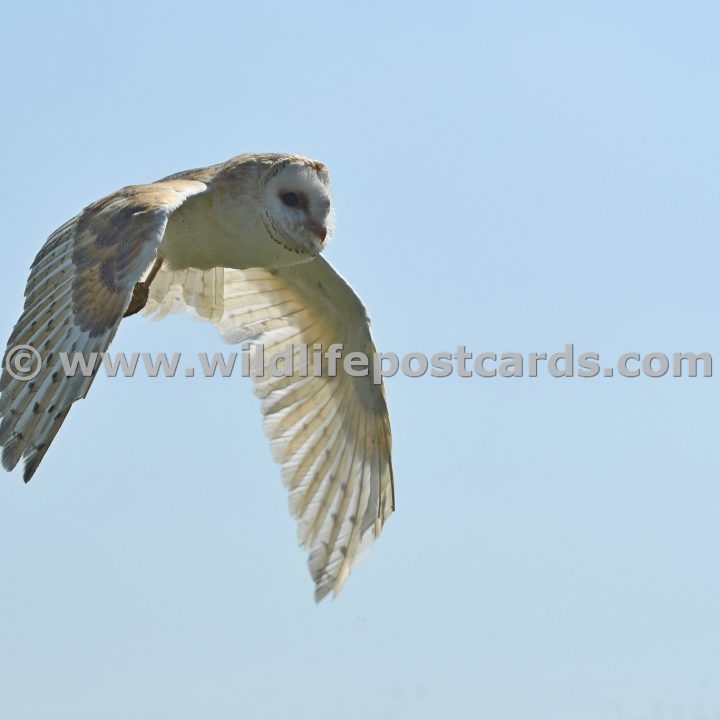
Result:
[0, 178, 208, 481]
[145, 258, 395, 600]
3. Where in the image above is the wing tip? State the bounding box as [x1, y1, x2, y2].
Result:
[313, 584, 333, 603]
[23, 454, 41, 483]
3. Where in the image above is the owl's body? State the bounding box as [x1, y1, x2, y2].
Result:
[160, 154, 329, 271]
[0, 153, 394, 601]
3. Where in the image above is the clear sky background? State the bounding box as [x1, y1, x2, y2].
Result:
[1, 2, 719, 719]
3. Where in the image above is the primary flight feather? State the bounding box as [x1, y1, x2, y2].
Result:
[0, 152, 394, 601]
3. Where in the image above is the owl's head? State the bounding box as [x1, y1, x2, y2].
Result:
[259, 157, 334, 256]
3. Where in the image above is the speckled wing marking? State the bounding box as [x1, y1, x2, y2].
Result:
[145, 257, 394, 600]
[0, 178, 207, 481]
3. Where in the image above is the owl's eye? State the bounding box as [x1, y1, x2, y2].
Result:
[281, 192, 300, 207]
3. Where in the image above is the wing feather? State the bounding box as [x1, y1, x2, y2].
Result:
[146, 256, 394, 599]
[144, 266, 225, 322]
[0, 178, 208, 480]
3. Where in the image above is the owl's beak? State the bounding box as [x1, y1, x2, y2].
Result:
[306, 221, 327, 243]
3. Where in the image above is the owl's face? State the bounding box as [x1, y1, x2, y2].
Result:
[259, 158, 333, 256]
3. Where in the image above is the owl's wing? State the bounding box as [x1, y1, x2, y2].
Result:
[0, 178, 208, 481]
[145, 257, 395, 600]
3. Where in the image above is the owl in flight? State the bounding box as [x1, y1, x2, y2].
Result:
[0, 153, 394, 600]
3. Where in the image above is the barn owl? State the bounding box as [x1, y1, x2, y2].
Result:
[0, 153, 394, 601]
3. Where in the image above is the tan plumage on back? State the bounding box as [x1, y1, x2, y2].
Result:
[0, 153, 394, 600]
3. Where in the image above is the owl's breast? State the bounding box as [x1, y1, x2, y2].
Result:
[160, 191, 306, 271]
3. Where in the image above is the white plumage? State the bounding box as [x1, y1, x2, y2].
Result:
[0, 153, 394, 600]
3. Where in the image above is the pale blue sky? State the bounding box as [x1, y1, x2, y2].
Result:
[1, 2, 720, 719]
